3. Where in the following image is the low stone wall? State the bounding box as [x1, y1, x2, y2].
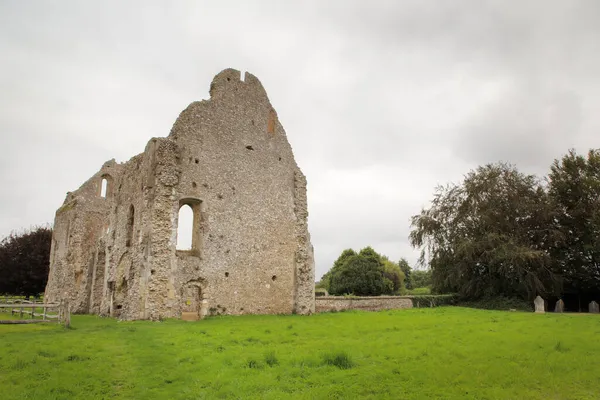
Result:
[315, 296, 413, 313]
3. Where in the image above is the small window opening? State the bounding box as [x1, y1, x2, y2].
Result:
[100, 178, 108, 198]
[99, 174, 113, 198]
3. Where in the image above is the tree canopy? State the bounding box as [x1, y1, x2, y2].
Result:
[321, 247, 405, 296]
[410, 148, 600, 301]
[410, 162, 561, 300]
[548, 149, 600, 294]
[0, 225, 52, 296]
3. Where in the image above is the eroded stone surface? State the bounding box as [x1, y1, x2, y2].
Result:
[44, 69, 315, 320]
[534, 296, 545, 313]
[555, 299, 565, 313]
[590, 301, 599, 313]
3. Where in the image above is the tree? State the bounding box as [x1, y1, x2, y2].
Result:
[409, 162, 561, 300]
[382, 256, 405, 294]
[399, 258, 412, 289]
[0, 225, 53, 296]
[327, 247, 401, 296]
[411, 269, 432, 288]
[548, 149, 600, 295]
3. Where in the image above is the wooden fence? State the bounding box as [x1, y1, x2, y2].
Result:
[0, 297, 70, 327]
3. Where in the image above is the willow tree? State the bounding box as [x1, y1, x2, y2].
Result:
[409, 163, 561, 300]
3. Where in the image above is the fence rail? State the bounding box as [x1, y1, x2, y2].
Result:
[0, 297, 70, 327]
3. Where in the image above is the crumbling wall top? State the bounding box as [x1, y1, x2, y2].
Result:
[208, 68, 269, 102]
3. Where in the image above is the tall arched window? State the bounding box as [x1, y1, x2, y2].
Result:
[176, 205, 194, 250]
[99, 174, 113, 198]
[100, 178, 108, 198]
[176, 199, 202, 255]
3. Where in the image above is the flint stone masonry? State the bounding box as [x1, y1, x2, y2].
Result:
[315, 296, 414, 313]
[534, 296, 545, 313]
[44, 68, 315, 320]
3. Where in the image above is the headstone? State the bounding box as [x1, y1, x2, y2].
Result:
[534, 296, 545, 313]
[555, 299, 565, 313]
[589, 301, 599, 314]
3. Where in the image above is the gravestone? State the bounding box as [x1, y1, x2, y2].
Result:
[555, 299, 565, 313]
[534, 296, 545, 313]
[589, 301, 599, 314]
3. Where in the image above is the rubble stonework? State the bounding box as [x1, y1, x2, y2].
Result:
[44, 68, 315, 320]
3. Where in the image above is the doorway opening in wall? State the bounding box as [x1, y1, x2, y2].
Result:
[177, 205, 194, 250]
[100, 178, 108, 198]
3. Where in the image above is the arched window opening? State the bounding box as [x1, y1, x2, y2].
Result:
[126, 205, 134, 247]
[100, 178, 108, 198]
[176, 204, 194, 250]
[176, 198, 203, 255]
[99, 174, 113, 198]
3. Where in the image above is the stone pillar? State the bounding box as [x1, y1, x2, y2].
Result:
[555, 299, 565, 313]
[589, 301, 599, 313]
[534, 295, 545, 313]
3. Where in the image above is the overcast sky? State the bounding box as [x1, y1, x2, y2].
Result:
[1, 1, 599, 280]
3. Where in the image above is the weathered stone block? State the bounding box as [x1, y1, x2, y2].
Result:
[589, 301, 599, 314]
[534, 296, 545, 313]
[555, 299, 565, 313]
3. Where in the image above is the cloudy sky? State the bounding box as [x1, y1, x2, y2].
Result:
[1, 1, 599, 280]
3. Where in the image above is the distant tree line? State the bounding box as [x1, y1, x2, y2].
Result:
[0, 225, 52, 296]
[317, 247, 433, 296]
[410, 148, 600, 302]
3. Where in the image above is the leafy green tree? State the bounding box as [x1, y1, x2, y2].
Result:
[399, 258, 412, 289]
[411, 269, 432, 289]
[0, 225, 52, 296]
[410, 162, 561, 300]
[381, 256, 405, 294]
[548, 149, 600, 295]
[327, 247, 401, 296]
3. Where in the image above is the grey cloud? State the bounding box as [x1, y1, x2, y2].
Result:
[1, 1, 599, 280]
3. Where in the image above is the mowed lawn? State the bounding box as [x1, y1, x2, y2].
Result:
[1, 307, 600, 399]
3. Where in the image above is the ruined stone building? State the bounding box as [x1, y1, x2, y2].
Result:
[44, 68, 315, 320]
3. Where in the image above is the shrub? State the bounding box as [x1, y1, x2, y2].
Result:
[322, 351, 354, 369]
[411, 294, 458, 308]
[456, 295, 532, 311]
[408, 287, 431, 295]
[264, 351, 279, 367]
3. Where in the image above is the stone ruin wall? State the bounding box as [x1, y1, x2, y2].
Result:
[44, 68, 315, 320]
[315, 296, 414, 313]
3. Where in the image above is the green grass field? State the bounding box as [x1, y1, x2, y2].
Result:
[1, 307, 599, 399]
